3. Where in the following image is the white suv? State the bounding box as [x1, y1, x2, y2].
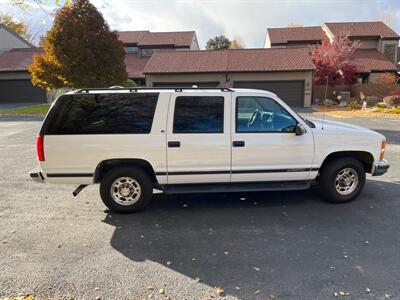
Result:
[30, 88, 389, 213]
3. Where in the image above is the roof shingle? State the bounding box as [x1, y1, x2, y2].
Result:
[117, 31, 195, 47]
[325, 21, 399, 38]
[352, 49, 397, 73]
[267, 26, 325, 44]
[0, 48, 43, 72]
[144, 48, 315, 74]
[124, 53, 150, 78]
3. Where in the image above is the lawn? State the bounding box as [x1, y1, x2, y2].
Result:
[0, 104, 50, 115]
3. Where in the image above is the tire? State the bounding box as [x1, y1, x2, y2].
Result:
[100, 167, 153, 213]
[318, 157, 366, 203]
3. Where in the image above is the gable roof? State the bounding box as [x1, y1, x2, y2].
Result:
[144, 48, 315, 74]
[0, 48, 43, 72]
[325, 21, 399, 39]
[267, 26, 325, 44]
[352, 49, 397, 73]
[117, 30, 195, 47]
[124, 53, 150, 78]
[0, 23, 34, 48]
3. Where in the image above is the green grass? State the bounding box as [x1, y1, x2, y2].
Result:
[0, 103, 50, 115]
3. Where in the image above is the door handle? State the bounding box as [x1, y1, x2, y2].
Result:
[232, 141, 245, 147]
[168, 141, 181, 148]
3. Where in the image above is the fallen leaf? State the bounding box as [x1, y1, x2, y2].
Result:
[235, 287, 240, 290]
[334, 292, 339, 297]
[183, 204, 188, 208]
[146, 285, 154, 290]
[194, 277, 201, 282]
[253, 267, 260, 271]
[95, 297, 101, 300]
[224, 251, 229, 255]
[269, 294, 276, 299]
[385, 293, 391, 299]
[148, 293, 153, 299]
[166, 261, 171, 265]
[159, 288, 165, 294]
[57, 244, 62, 248]
[365, 287, 371, 293]
[192, 258, 196, 261]
[365, 241, 369, 245]
[215, 287, 224, 297]
[254, 290, 260, 294]
[240, 197, 246, 201]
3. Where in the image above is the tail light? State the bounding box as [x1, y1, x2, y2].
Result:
[380, 139, 386, 161]
[36, 135, 45, 161]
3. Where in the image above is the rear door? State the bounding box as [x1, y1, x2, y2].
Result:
[166, 92, 231, 184]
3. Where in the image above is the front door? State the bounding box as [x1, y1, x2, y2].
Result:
[231, 95, 314, 182]
[166, 93, 231, 184]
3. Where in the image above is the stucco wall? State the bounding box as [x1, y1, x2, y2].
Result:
[0, 27, 31, 54]
[146, 71, 313, 107]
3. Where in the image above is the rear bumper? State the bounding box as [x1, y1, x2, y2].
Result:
[30, 167, 45, 183]
[371, 159, 390, 176]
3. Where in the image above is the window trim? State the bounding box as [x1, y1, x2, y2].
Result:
[235, 96, 298, 134]
[172, 96, 225, 134]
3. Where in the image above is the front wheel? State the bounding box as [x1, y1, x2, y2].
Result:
[100, 167, 153, 213]
[318, 157, 366, 203]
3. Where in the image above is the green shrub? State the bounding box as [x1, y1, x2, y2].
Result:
[376, 102, 389, 109]
[388, 106, 400, 114]
[124, 79, 137, 87]
[372, 107, 384, 113]
[349, 101, 360, 110]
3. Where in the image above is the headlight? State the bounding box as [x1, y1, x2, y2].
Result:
[380, 139, 386, 161]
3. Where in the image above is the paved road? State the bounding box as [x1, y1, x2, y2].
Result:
[0, 116, 399, 300]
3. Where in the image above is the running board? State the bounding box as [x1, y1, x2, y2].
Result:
[163, 181, 312, 194]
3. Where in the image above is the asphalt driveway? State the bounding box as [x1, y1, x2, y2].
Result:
[0, 115, 399, 300]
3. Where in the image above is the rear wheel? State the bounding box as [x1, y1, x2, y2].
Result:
[100, 167, 153, 213]
[319, 157, 365, 203]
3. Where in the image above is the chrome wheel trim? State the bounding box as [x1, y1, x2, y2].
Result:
[335, 167, 359, 196]
[110, 177, 141, 206]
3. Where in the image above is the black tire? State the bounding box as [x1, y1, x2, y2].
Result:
[100, 167, 153, 213]
[318, 157, 365, 203]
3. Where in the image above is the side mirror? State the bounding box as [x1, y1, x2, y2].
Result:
[295, 124, 306, 136]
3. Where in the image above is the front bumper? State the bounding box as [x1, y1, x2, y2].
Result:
[371, 159, 390, 176]
[29, 167, 45, 183]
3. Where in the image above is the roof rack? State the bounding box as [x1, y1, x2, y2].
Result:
[75, 87, 234, 93]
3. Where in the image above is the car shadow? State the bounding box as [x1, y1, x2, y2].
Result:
[102, 180, 400, 298]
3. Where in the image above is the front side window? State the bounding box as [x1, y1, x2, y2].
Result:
[383, 44, 396, 62]
[173, 96, 224, 133]
[42, 93, 159, 134]
[236, 96, 297, 133]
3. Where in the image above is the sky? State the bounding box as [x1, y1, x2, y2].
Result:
[0, 0, 399, 48]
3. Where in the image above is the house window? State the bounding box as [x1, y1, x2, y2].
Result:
[141, 49, 154, 56]
[383, 44, 396, 63]
[126, 46, 138, 54]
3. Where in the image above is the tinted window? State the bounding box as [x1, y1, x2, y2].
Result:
[173, 96, 224, 133]
[236, 97, 297, 133]
[42, 93, 158, 134]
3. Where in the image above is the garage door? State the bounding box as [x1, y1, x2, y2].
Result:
[233, 81, 304, 107]
[153, 82, 220, 88]
[0, 80, 47, 103]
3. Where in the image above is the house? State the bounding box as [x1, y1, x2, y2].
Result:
[0, 29, 199, 103]
[118, 30, 199, 85]
[144, 47, 315, 107]
[0, 24, 47, 103]
[264, 21, 399, 83]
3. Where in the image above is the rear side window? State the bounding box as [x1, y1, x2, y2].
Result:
[173, 96, 224, 133]
[41, 93, 159, 134]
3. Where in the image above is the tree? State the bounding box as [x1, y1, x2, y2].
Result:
[229, 37, 244, 49]
[310, 33, 361, 86]
[0, 14, 32, 41]
[29, 0, 127, 90]
[206, 35, 231, 50]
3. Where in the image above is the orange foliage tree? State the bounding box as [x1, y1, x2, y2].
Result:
[29, 0, 127, 90]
